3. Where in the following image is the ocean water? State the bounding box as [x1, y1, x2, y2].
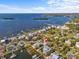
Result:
[0, 13, 71, 37]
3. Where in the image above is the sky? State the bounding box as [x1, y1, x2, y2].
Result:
[0, 0, 79, 13]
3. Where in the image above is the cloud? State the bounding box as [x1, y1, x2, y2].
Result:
[46, 0, 79, 13]
[0, 4, 30, 13]
[0, 4, 49, 13]
[0, 0, 79, 13]
[47, 0, 79, 7]
[64, 0, 79, 2]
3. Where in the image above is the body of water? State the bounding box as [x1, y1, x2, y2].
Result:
[0, 14, 71, 37]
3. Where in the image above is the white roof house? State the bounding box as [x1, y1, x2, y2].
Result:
[9, 37, 17, 40]
[57, 25, 69, 30]
[76, 42, 79, 48]
[28, 33, 33, 37]
[18, 35, 25, 39]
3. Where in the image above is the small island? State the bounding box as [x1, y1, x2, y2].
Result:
[33, 18, 48, 20]
[3, 17, 14, 20]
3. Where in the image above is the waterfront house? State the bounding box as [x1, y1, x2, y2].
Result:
[56, 25, 69, 30]
[9, 37, 17, 41]
[18, 35, 25, 39]
[0, 40, 5, 43]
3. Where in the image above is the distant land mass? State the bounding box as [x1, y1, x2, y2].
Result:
[45, 13, 79, 16]
[45, 13, 79, 19]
